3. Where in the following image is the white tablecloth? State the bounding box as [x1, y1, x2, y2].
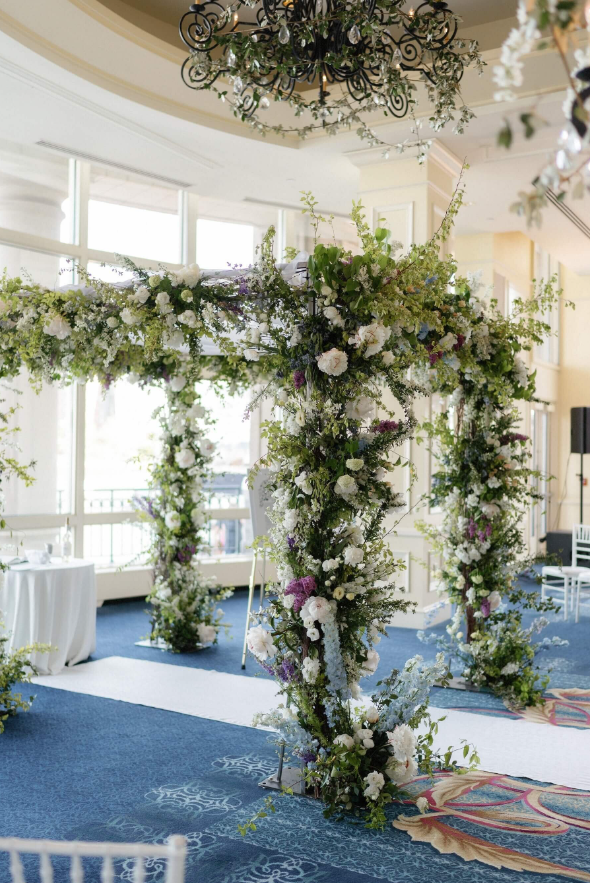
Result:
[0, 559, 96, 675]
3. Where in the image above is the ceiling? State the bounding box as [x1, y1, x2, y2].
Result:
[97, 0, 518, 49]
[0, 0, 589, 274]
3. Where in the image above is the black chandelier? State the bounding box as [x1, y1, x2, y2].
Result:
[179, 0, 480, 142]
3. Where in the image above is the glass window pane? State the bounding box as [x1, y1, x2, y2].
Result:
[88, 167, 179, 262]
[84, 379, 166, 513]
[196, 219, 254, 269]
[3, 371, 75, 516]
[86, 261, 136, 285]
[0, 243, 74, 290]
[0, 139, 73, 243]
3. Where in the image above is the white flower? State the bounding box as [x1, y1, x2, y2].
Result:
[345, 395, 374, 421]
[164, 511, 181, 531]
[197, 623, 217, 645]
[43, 315, 73, 339]
[134, 286, 150, 304]
[500, 661, 519, 676]
[247, 624, 277, 661]
[488, 590, 502, 611]
[317, 348, 348, 376]
[199, 438, 215, 457]
[323, 306, 345, 327]
[295, 410, 306, 427]
[363, 771, 385, 801]
[284, 509, 298, 531]
[148, 274, 162, 288]
[439, 332, 457, 350]
[248, 326, 261, 345]
[301, 595, 332, 624]
[288, 327, 302, 347]
[480, 502, 501, 518]
[191, 507, 205, 527]
[307, 627, 320, 641]
[155, 291, 173, 315]
[179, 310, 198, 327]
[188, 402, 206, 420]
[344, 545, 364, 566]
[302, 656, 320, 683]
[365, 705, 380, 724]
[171, 263, 201, 287]
[381, 351, 394, 366]
[121, 308, 140, 325]
[169, 375, 187, 392]
[386, 756, 418, 785]
[164, 330, 185, 349]
[361, 648, 379, 675]
[355, 322, 390, 357]
[346, 458, 364, 472]
[106, 316, 119, 328]
[335, 475, 358, 497]
[322, 558, 340, 572]
[387, 724, 417, 762]
[334, 733, 355, 749]
[244, 348, 260, 361]
[416, 796, 429, 814]
[283, 593, 295, 610]
[181, 289, 193, 302]
[294, 471, 312, 495]
[175, 448, 196, 469]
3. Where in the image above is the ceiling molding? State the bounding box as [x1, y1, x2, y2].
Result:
[0, 54, 220, 172]
[0, 6, 296, 147]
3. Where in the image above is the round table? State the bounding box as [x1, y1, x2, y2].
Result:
[0, 558, 96, 675]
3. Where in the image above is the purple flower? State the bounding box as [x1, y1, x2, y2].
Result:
[467, 518, 477, 539]
[238, 282, 250, 296]
[428, 350, 443, 366]
[485, 522, 492, 538]
[453, 333, 466, 351]
[278, 659, 297, 683]
[500, 432, 528, 445]
[373, 419, 399, 434]
[177, 544, 196, 564]
[299, 749, 317, 764]
[285, 575, 316, 612]
[287, 536, 296, 550]
[480, 599, 491, 618]
[293, 370, 306, 390]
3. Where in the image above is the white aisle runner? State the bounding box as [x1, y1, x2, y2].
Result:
[33, 656, 590, 790]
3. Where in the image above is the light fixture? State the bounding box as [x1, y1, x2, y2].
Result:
[179, 1, 482, 144]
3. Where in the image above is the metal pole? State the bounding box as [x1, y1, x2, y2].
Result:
[581, 452, 584, 526]
[241, 550, 258, 669]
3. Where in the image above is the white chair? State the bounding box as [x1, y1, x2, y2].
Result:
[241, 468, 273, 669]
[542, 524, 590, 621]
[0, 834, 187, 883]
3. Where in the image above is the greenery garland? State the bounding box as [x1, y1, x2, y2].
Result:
[417, 274, 568, 707]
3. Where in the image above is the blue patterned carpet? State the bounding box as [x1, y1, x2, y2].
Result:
[2, 577, 590, 881]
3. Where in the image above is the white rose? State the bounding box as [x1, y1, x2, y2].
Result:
[365, 706, 380, 724]
[156, 292, 172, 315]
[356, 322, 390, 357]
[134, 286, 151, 304]
[106, 316, 119, 328]
[288, 327, 302, 347]
[43, 315, 72, 339]
[381, 351, 394, 366]
[307, 627, 320, 641]
[244, 348, 260, 362]
[345, 395, 374, 421]
[284, 509, 298, 531]
[488, 590, 502, 611]
[302, 656, 320, 683]
[175, 448, 196, 469]
[344, 545, 364, 566]
[317, 348, 348, 376]
[334, 733, 355, 749]
[247, 625, 277, 661]
[197, 623, 217, 645]
[363, 771, 385, 801]
[199, 438, 215, 457]
[335, 475, 358, 497]
[188, 402, 206, 420]
[322, 558, 340, 572]
[173, 263, 201, 287]
[164, 511, 181, 531]
[169, 375, 187, 392]
[178, 310, 197, 327]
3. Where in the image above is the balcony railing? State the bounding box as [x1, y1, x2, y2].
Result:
[75, 475, 252, 568]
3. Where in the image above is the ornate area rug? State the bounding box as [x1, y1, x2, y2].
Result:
[432, 688, 590, 730]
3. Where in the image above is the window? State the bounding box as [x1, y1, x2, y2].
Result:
[196, 219, 254, 269]
[88, 167, 179, 263]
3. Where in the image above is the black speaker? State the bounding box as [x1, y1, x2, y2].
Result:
[571, 407, 590, 454]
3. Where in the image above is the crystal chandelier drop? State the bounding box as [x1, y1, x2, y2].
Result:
[179, 1, 482, 143]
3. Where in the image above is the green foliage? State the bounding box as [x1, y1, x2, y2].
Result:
[0, 619, 51, 734]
